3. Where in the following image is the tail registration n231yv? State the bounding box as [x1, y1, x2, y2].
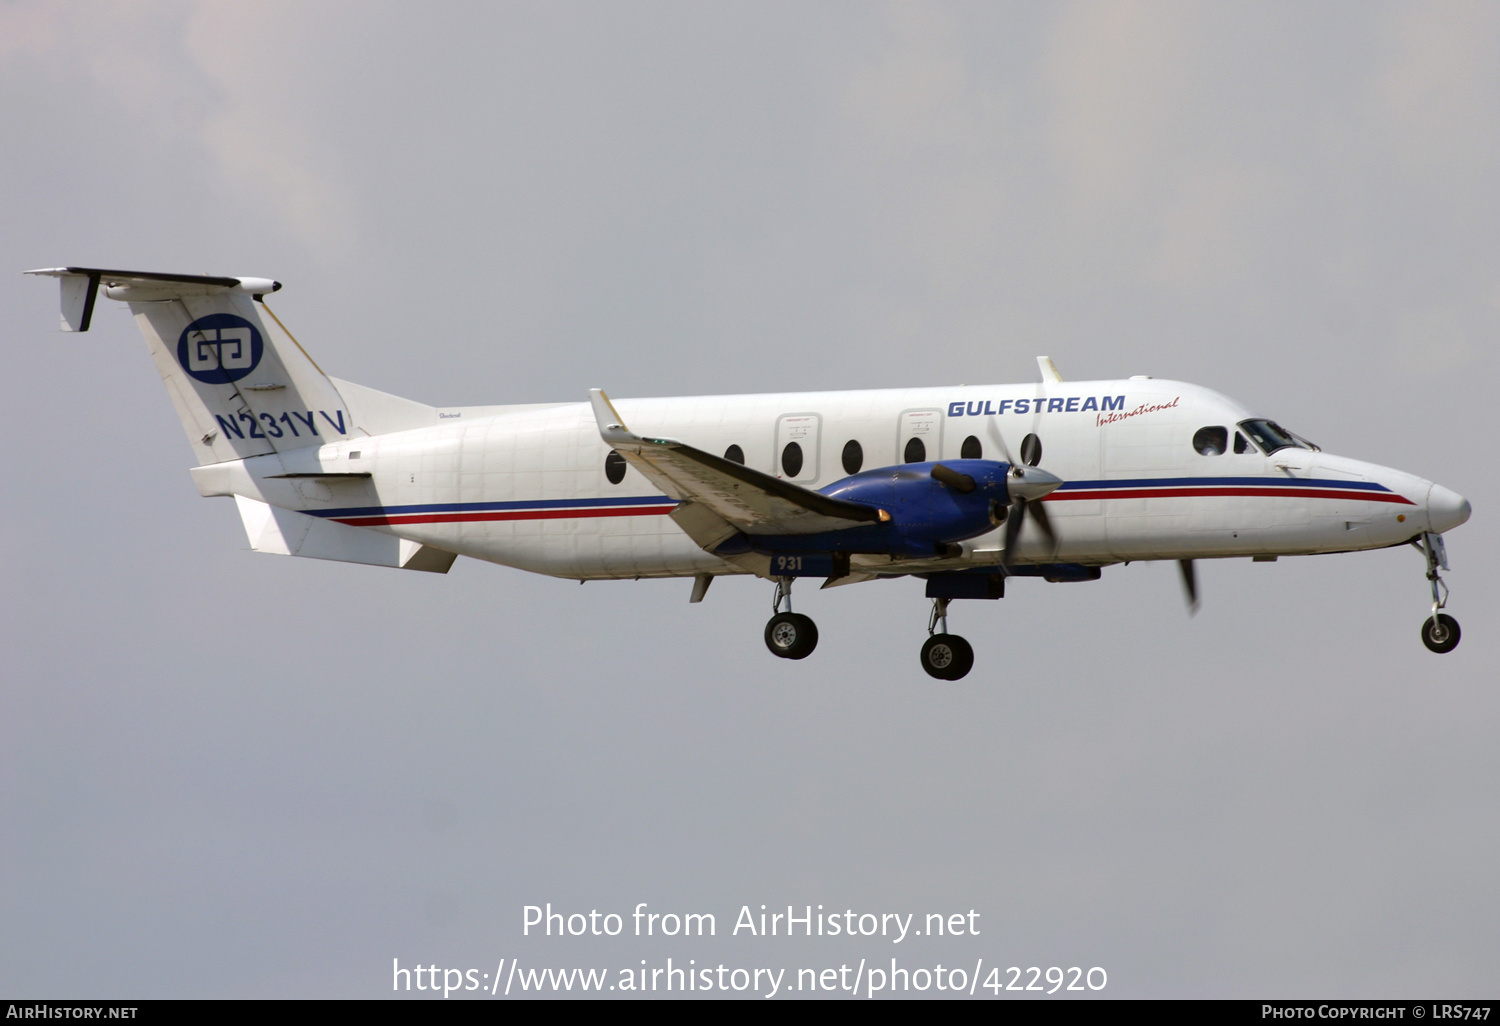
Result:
[29, 267, 1473, 677]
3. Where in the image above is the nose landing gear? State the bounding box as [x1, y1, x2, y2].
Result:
[764, 576, 818, 659]
[1415, 532, 1461, 654]
[920, 598, 974, 680]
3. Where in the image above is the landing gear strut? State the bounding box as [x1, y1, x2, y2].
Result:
[1415, 532, 1461, 654]
[764, 576, 818, 659]
[920, 598, 974, 681]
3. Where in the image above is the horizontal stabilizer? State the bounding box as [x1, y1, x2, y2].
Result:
[26, 267, 280, 331]
[235, 496, 456, 573]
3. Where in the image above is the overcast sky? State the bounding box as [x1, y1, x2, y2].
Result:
[2, 0, 1496, 999]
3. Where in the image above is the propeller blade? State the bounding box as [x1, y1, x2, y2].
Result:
[1030, 498, 1058, 556]
[1024, 348, 1053, 466]
[987, 386, 1066, 567]
[1002, 497, 1026, 565]
[1020, 432, 1042, 467]
[1178, 558, 1199, 616]
[984, 416, 1018, 468]
[930, 463, 976, 493]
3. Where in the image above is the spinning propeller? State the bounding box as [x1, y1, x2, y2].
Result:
[958, 355, 1201, 614]
[984, 413, 1062, 566]
[1178, 559, 1199, 616]
[978, 398, 1201, 612]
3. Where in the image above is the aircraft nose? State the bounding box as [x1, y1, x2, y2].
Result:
[1427, 483, 1472, 534]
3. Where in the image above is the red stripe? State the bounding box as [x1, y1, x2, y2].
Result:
[1047, 486, 1415, 505]
[333, 505, 675, 527]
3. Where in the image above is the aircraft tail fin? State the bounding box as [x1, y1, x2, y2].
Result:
[27, 267, 359, 465]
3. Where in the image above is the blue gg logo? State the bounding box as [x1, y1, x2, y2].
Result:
[176, 313, 264, 384]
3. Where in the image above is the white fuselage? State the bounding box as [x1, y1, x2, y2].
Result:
[198, 378, 1466, 581]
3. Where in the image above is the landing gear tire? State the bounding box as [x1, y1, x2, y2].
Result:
[1421, 613, 1461, 654]
[765, 612, 818, 660]
[920, 634, 974, 681]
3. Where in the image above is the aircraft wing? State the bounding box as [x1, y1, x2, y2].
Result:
[589, 389, 885, 541]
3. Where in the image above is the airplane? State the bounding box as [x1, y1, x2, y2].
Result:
[27, 266, 1472, 679]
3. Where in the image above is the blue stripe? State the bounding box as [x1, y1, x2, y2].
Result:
[306, 494, 678, 519]
[1055, 476, 1391, 492]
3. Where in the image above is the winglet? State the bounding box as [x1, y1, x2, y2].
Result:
[1037, 355, 1063, 383]
[589, 388, 636, 446]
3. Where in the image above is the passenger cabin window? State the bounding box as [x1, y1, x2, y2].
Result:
[604, 450, 627, 484]
[781, 441, 804, 478]
[1020, 433, 1042, 467]
[841, 439, 863, 475]
[903, 437, 926, 463]
[1233, 432, 1252, 454]
[1238, 419, 1305, 456]
[724, 444, 745, 465]
[1193, 426, 1228, 456]
[961, 435, 982, 459]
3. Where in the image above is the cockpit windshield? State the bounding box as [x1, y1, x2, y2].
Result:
[1238, 419, 1312, 455]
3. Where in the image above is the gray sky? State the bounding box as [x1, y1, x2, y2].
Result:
[2, 0, 1496, 998]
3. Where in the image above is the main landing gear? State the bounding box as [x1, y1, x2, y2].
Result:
[920, 598, 974, 681]
[764, 577, 818, 660]
[1415, 532, 1461, 654]
[759, 583, 978, 680]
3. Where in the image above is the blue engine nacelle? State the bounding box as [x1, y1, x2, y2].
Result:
[716, 459, 1013, 561]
